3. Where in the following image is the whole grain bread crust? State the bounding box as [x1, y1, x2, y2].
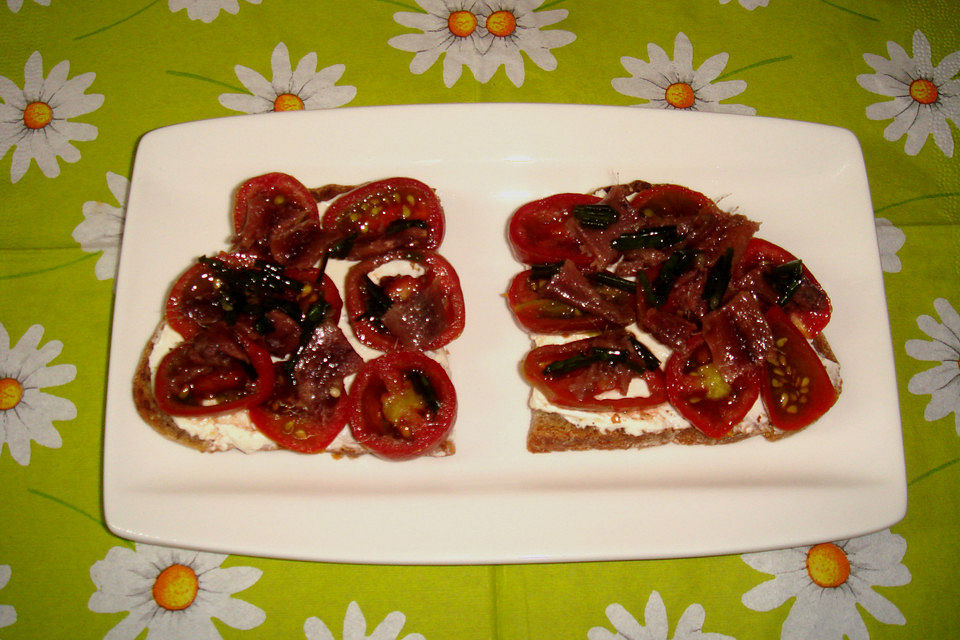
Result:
[133, 322, 454, 457]
[526, 334, 841, 453]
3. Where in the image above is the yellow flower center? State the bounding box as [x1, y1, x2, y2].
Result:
[665, 83, 696, 109]
[0, 378, 24, 411]
[486, 10, 517, 37]
[23, 101, 53, 129]
[152, 564, 199, 611]
[273, 93, 304, 111]
[909, 78, 939, 105]
[806, 542, 851, 588]
[447, 10, 477, 37]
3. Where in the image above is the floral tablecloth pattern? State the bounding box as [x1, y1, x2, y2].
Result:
[1, 1, 957, 638]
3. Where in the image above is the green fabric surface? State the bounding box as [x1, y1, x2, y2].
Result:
[1, 0, 958, 638]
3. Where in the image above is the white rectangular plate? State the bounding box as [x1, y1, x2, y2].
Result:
[104, 104, 905, 564]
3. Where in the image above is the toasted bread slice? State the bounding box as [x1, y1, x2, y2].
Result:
[527, 334, 841, 453]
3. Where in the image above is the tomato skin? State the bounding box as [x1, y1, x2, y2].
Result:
[739, 238, 832, 338]
[321, 178, 444, 260]
[248, 364, 351, 454]
[154, 329, 276, 417]
[522, 337, 667, 412]
[506, 270, 623, 334]
[629, 183, 716, 219]
[348, 351, 457, 460]
[508, 193, 601, 267]
[664, 336, 761, 438]
[345, 250, 465, 352]
[759, 307, 837, 431]
[231, 172, 327, 266]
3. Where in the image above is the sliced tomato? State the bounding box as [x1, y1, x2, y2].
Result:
[664, 336, 760, 438]
[522, 334, 666, 411]
[506, 269, 633, 333]
[759, 307, 837, 431]
[231, 172, 328, 267]
[348, 351, 457, 460]
[165, 253, 342, 354]
[248, 364, 351, 453]
[345, 250, 465, 352]
[320, 177, 444, 260]
[154, 328, 275, 417]
[508, 193, 601, 267]
[629, 183, 716, 219]
[738, 238, 832, 337]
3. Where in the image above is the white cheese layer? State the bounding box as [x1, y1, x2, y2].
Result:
[148, 257, 449, 454]
[527, 324, 839, 437]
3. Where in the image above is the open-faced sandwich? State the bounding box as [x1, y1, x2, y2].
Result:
[505, 180, 841, 453]
[134, 173, 465, 460]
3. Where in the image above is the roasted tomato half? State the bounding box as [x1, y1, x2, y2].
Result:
[348, 351, 457, 460]
[759, 307, 838, 431]
[522, 333, 666, 412]
[736, 238, 832, 338]
[165, 253, 342, 357]
[508, 193, 602, 267]
[248, 364, 352, 453]
[231, 172, 329, 267]
[506, 268, 635, 333]
[320, 177, 444, 260]
[664, 335, 761, 438]
[345, 250, 465, 352]
[629, 183, 717, 219]
[154, 327, 275, 417]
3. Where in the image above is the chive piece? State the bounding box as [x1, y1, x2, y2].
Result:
[361, 274, 393, 319]
[529, 262, 563, 280]
[254, 315, 273, 335]
[767, 259, 804, 305]
[542, 347, 646, 377]
[407, 369, 440, 414]
[589, 271, 637, 293]
[573, 203, 619, 229]
[702, 247, 734, 310]
[385, 218, 429, 235]
[328, 233, 357, 259]
[637, 250, 697, 307]
[305, 300, 330, 324]
[629, 336, 661, 370]
[610, 226, 680, 251]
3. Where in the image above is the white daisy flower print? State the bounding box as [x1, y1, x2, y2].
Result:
[88, 543, 265, 639]
[588, 591, 734, 640]
[168, 0, 261, 23]
[0, 565, 15, 632]
[388, 0, 489, 88]
[718, 0, 769, 9]
[906, 298, 960, 434]
[857, 30, 960, 157]
[0, 51, 103, 183]
[72, 171, 128, 280]
[7, 0, 50, 11]
[473, 1, 576, 87]
[612, 33, 756, 115]
[742, 529, 910, 639]
[303, 601, 425, 640]
[219, 42, 356, 114]
[875, 217, 905, 273]
[0, 323, 76, 466]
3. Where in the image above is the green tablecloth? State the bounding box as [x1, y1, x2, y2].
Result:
[1, 1, 958, 638]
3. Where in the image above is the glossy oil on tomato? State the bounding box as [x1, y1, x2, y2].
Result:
[508, 193, 600, 266]
[348, 351, 456, 460]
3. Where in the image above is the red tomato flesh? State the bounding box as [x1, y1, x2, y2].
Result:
[348, 351, 457, 460]
[508, 193, 601, 267]
[321, 177, 444, 260]
[759, 307, 838, 431]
